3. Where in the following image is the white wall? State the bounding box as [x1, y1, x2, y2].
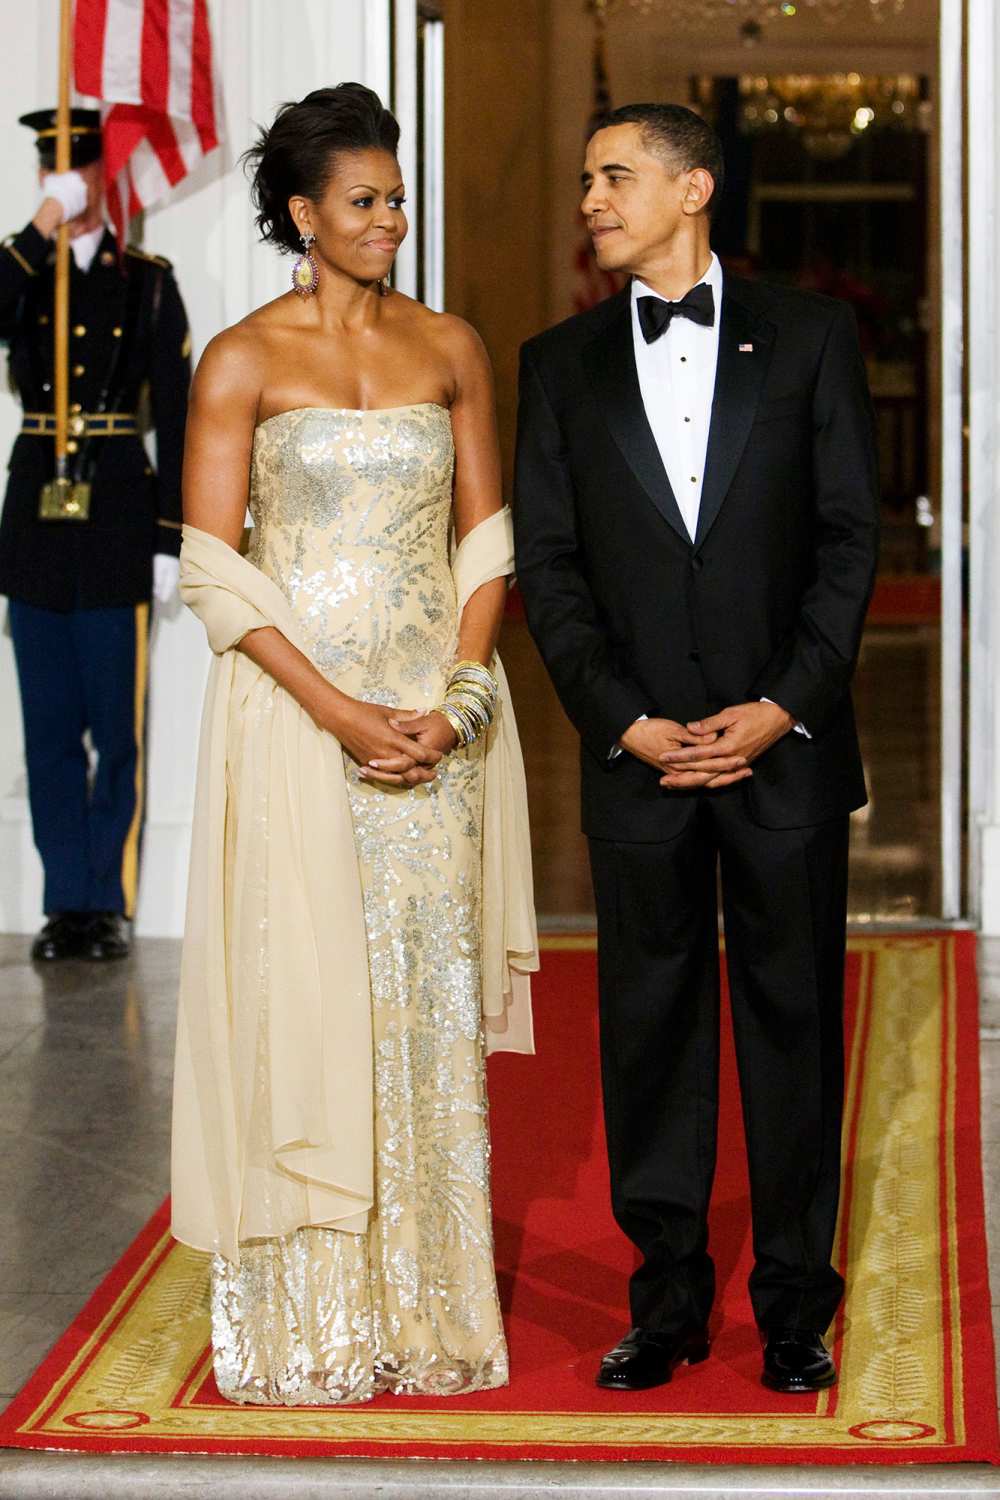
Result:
[0, 0, 403, 935]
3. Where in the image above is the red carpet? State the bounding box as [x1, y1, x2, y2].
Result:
[509, 575, 942, 628]
[867, 575, 941, 626]
[1, 933, 997, 1463]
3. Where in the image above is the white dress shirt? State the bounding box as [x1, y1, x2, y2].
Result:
[612, 253, 808, 753]
[630, 252, 723, 543]
[70, 224, 106, 274]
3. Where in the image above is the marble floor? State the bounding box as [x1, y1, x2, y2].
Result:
[0, 933, 997, 1498]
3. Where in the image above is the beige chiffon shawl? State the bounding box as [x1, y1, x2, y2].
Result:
[171, 510, 538, 1264]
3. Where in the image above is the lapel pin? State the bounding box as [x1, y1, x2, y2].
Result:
[739, 343, 754, 352]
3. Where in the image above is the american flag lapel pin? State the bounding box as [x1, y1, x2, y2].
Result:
[739, 342, 754, 352]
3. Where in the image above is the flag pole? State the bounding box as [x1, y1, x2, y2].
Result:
[53, 0, 72, 501]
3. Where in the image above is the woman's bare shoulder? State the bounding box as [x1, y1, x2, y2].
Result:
[426, 311, 492, 395]
[402, 303, 489, 381]
[193, 304, 289, 404]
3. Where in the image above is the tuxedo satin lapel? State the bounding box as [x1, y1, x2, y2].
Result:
[583, 298, 691, 546]
[695, 288, 776, 551]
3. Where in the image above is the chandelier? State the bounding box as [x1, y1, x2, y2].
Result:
[737, 72, 927, 158]
[605, 0, 907, 31]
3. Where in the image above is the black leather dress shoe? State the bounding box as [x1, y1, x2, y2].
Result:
[596, 1325, 710, 1391]
[761, 1327, 836, 1392]
[31, 912, 87, 962]
[83, 912, 131, 961]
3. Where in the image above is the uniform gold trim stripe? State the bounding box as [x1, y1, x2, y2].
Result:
[34, 125, 102, 138]
[3, 242, 37, 276]
[120, 604, 148, 920]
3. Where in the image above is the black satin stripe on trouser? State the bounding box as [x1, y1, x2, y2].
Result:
[588, 790, 849, 1338]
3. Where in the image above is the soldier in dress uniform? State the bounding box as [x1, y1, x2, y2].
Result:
[0, 108, 191, 961]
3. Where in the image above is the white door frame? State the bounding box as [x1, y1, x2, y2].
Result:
[939, 0, 964, 919]
[966, 0, 1000, 927]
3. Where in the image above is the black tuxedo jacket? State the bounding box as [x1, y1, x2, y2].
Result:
[513, 274, 880, 841]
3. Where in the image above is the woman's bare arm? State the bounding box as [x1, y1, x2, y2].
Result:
[388, 319, 507, 758]
[448, 317, 508, 666]
[183, 330, 440, 782]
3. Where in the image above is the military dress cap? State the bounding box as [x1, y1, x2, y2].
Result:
[19, 107, 103, 169]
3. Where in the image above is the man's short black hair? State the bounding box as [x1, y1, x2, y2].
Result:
[595, 102, 724, 217]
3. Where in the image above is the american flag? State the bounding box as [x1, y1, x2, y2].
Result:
[74, 0, 223, 248]
[573, 9, 622, 314]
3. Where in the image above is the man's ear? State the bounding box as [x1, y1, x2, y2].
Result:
[682, 167, 715, 217]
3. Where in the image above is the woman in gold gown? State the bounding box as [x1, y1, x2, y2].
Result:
[170, 84, 537, 1406]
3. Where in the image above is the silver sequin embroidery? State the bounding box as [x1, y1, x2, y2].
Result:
[211, 405, 508, 1404]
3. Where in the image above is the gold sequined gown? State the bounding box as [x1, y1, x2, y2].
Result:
[210, 403, 508, 1405]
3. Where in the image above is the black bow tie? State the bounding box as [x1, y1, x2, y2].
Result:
[637, 282, 715, 343]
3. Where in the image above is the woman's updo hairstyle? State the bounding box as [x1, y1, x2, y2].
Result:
[243, 82, 401, 254]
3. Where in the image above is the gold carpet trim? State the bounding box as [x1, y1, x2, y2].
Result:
[15, 936, 965, 1451]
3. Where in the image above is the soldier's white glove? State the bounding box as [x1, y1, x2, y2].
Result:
[40, 171, 88, 224]
[153, 553, 181, 606]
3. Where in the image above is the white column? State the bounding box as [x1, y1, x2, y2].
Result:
[968, 0, 1000, 932]
[392, 0, 419, 298]
[0, 0, 408, 936]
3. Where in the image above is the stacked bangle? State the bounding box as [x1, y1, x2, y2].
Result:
[434, 659, 499, 748]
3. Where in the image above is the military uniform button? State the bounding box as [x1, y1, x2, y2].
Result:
[73, 324, 86, 337]
[66, 439, 79, 454]
[69, 415, 86, 437]
[112, 326, 123, 338]
[70, 402, 82, 414]
[38, 313, 49, 326]
[100, 249, 115, 266]
[73, 364, 85, 377]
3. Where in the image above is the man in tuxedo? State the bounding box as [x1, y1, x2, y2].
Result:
[513, 103, 878, 1394]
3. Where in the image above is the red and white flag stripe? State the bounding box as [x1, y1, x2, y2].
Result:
[74, 0, 222, 246]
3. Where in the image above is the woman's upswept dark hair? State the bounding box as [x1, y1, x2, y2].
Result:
[595, 102, 725, 217]
[242, 82, 401, 254]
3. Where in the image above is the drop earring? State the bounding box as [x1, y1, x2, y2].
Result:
[291, 231, 319, 296]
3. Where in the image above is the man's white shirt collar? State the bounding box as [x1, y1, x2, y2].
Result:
[631, 250, 723, 311]
[71, 224, 107, 274]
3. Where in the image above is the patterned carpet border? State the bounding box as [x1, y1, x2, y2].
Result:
[1, 933, 997, 1463]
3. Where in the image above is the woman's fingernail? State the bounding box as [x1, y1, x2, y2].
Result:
[358, 768, 369, 778]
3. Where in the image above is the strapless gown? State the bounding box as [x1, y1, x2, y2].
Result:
[210, 404, 508, 1404]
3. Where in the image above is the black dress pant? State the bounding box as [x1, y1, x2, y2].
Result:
[588, 788, 849, 1336]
